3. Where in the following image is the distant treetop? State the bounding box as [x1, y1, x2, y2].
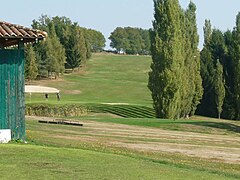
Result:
[109, 27, 150, 55]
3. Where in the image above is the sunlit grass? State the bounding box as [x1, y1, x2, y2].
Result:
[26, 53, 152, 106]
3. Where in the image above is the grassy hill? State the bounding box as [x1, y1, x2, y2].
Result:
[26, 53, 152, 106]
[26, 53, 156, 118]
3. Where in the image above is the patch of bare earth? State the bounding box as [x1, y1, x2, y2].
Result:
[28, 116, 240, 164]
[63, 90, 82, 94]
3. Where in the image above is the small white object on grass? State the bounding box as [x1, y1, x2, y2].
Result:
[0, 129, 11, 143]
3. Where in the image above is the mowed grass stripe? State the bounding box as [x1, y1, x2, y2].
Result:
[87, 104, 156, 118]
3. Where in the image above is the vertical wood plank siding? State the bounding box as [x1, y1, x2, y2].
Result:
[0, 49, 25, 140]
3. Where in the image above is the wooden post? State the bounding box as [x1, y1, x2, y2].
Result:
[18, 41, 24, 50]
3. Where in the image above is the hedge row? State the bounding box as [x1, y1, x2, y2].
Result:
[26, 104, 88, 117]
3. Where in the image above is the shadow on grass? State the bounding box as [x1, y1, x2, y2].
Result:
[183, 122, 240, 133]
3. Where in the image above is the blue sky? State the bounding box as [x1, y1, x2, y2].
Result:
[1, 0, 240, 49]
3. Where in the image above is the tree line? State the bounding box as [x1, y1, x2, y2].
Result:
[197, 15, 240, 120]
[149, 0, 240, 120]
[25, 15, 106, 81]
[25, 16, 152, 81]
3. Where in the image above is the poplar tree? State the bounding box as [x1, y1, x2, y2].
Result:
[214, 60, 225, 119]
[232, 12, 240, 119]
[204, 20, 212, 45]
[198, 20, 216, 117]
[222, 31, 236, 119]
[198, 25, 226, 118]
[181, 2, 202, 117]
[148, 0, 184, 119]
[211, 29, 226, 118]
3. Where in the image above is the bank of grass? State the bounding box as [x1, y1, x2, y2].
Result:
[0, 144, 236, 180]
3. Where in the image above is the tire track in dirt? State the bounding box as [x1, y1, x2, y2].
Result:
[28, 116, 240, 164]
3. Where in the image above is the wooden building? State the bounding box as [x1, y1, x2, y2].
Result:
[0, 21, 47, 140]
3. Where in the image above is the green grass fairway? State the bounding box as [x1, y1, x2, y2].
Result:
[0, 144, 236, 180]
[26, 53, 152, 106]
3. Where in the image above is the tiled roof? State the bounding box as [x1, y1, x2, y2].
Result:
[0, 21, 47, 47]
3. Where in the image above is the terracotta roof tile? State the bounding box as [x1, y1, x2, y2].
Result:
[0, 21, 47, 47]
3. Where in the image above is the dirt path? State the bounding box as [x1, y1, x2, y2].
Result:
[27, 116, 240, 164]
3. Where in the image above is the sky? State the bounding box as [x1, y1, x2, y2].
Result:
[1, 0, 240, 49]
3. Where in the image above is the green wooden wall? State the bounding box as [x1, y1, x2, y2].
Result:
[0, 49, 25, 140]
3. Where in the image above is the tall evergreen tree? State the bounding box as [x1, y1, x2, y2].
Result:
[148, 0, 184, 119]
[32, 16, 66, 78]
[204, 20, 212, 45]
[32, 15, 92, 73]
[222, 30, 236, 119]
[198, 20, 214, 116]
[181, 1, 203, 117]
[65, 24, 87, 70]
[232, 12, 240, 119]
[45, 22, 66, 78]
[197, 12, 240, 120]
[51, 16, 72, 46]
[198, 46, 216, 116]
[50, 17, 87, 68]
[214, 60, 225, 119]
[25, 45, 38, 83]
[198, 23, 227, 118]
[210, 30, 227, 117]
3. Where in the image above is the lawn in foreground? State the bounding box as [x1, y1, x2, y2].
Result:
[0, 144, 235, 180]
[25, 117, 240, 179]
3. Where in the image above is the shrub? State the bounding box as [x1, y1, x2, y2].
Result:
[26, 104, 88, 117]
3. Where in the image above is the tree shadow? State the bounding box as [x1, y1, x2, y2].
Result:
[183, 121, 240, 133]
